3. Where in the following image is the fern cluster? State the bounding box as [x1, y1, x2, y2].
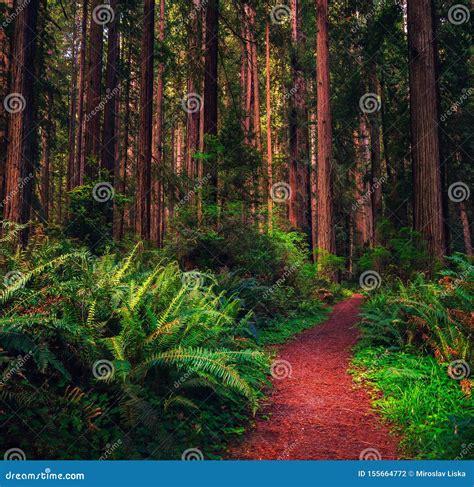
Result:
[359, 253, 473, 365]
[0, 237, 269, 459]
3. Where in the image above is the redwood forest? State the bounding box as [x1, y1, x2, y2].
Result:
[0, 0, 473, 461]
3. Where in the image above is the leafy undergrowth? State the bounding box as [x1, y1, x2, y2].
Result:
[351, 347, 474, 459]
[259, 310, 330, 345]
[0, 223, 339, 460]
[353, 254, 474, 460]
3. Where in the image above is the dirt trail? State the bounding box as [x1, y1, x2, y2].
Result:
[227, 294, 399, 460]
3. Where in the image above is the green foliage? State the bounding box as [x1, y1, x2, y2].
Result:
[352, 347, 474, 459]
[64, 180, 127, 252]
[355, 254, 473, 459]
[167, 215, 320, 322]
[359, 255, 473, 363]
[358, 223, 429, 279]
[259, 311, 329, 346]
[0, 241, 269, 459]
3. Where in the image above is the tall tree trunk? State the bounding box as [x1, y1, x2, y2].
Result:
[151, 0, 165, 245]
[289, 0, 309, 233]
[353, 117, 374, 249]
[203, 0, 219, 203]
[136, 0, 155, 240]
[459, 202, 473, 257]
[247, 3, 261, 152]
[67, 4, 79, 192]
[309, 88, 318, 261]
[114, 42, 132, 240]
[265, 21, 273, 232]
[368, 61, 382, 240]
[83, 0, 104, 178]
[74, 0, 88, 187]
[0, 0, 13, 208]
[40, 92, 53, 222]
[101, 0, 119, 179]
[316, 0, 336, 272]
[407, 0, 445, 261]
[3, 0, 39, 243]
[185, 0, 201, 186]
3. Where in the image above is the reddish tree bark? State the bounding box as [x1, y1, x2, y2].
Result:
[0, 0, 13, 207]
[316, 0, 336, 266]
[185, 0, 201, 185]
[203, 0, 219, 201]
[407, 0, 446, 260]
[368, 61, 382, 240]
[353, 117, 374, 249]
[265, 21, 273, 232]
[101, 0, 119, 178]
[40, 92, 53, 222]
[309, 81, 318, 261]
[289, 0, 309, 233]
[74, 0, 88, 187]
[83, 0, 104, 177]
[151, 0, 165, 245]
[66, 4, 79, 192]
[459, 202, 473, 256]
[136, 0, 155, 239]
[3, 0, 39, 239]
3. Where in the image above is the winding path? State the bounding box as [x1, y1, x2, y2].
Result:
[227, 294, 399, 460]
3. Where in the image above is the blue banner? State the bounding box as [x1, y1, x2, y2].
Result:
[1, 461, 473, 487]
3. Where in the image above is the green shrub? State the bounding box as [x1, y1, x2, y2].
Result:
[0, 241, 269, 459]
[352, 347, 474, 459]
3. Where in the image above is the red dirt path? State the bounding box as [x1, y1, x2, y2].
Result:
[227, 294, 399, 460]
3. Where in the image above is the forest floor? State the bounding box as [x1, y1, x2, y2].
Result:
[227, 295, 399, 460]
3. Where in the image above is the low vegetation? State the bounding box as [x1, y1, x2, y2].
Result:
[353, 254, 473, 459]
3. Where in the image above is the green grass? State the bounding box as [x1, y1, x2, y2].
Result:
[259, 308, 330, 345]
[351, 346, 474, 459]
